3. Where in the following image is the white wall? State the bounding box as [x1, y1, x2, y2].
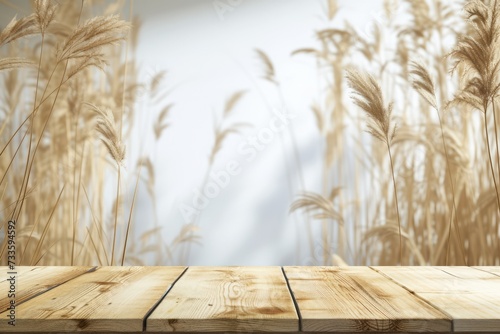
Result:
[131, 0, 381, 265]
[0, 0, 382, 265]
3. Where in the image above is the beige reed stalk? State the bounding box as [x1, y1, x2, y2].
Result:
[346, 69, 402, 265]
[409, 61, 467, 265]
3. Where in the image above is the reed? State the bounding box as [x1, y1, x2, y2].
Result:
[2, 0, 500, 267]
[0, 0, 192, 266]
[290, 0, 500, 266]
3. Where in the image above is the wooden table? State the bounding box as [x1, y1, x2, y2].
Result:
[0, 266, 499, 333]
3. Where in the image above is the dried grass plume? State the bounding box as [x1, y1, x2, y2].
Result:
[346, 69, 397, 145]
[86, 103, 126, 166]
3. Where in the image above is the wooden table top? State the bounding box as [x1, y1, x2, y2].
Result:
[0, 266, 499, 333]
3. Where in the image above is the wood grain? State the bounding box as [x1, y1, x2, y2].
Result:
[0, 266, 92, 312]
[147, 266, 298, 332]
[374, 266, 500, 332]
[0, 266, 186, 332]
[1, 266, 499, 333]
[284, 266, 451, 332]
[473, 266, 500, 277]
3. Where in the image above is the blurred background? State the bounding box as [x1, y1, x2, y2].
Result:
[133, 0, 383, 265]
[0, 0, 381, 266]
[128, 0, 381, 265]
[2, 0, 498, 266]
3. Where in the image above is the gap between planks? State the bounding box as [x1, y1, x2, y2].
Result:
[369, 266, 456, 333]
[18, 266, 98, 307]
[281, 266, 303, 332]
[141, 267, 189, 331]
[372, 266, 500, 332]
[2, 267, 303, 332]
[0, 266, 96, 312]
[6, 266, 498, 333]
[146, 266, 299, 332]
[0, 266, 187, 332]
[285, 266, 451, 332]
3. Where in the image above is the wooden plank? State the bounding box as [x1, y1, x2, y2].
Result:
[0, 266, 92, 312]
[0, 266, 186, 332]
[437, 266, 500, 279]
[474, 266, 500, 277]
[147, 266, 298, 332]
[374, 266, 500, 332]
[284, 266, 451, 332]
[0, 266, 10, 276]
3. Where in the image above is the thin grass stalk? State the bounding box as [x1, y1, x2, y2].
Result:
[110, 165, 120, 266]
[322, 155, 329, 264]
[87, 227, 103, 266]
[83, 184, 110, 265]
[9, 64, 63, 224]
[71, 138, 85, 265]
[74, 228, 90, 261]
[181, 164, 211, 264]
[0, 67, 79, 160]
[71, 109, 80, 265]
[23, 31, 44, 211]
[250, 48, 317, 262]
[435, 111, 467, 265]
[121, 163, 141, 266]
[0, 129, 24, 188]
[115, 0, 134, 267]
[431, 51, 465, 264]
[11, 38, 45, 225]
[34, 240, 58, 265]
[387, 144, 402, 265]
[30, 184, 65, 265]
[493, 98, 500, 192]
[11, 0, 84, 225]
[18, 213, 41, 264]
[13, 60, 69, 224]
[484, 109, 500, 213]
[9, 38, 44, 222]
[0, 49, 89, 162]
[493, 98, 500, 250]
[275, 76, 319, 264]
